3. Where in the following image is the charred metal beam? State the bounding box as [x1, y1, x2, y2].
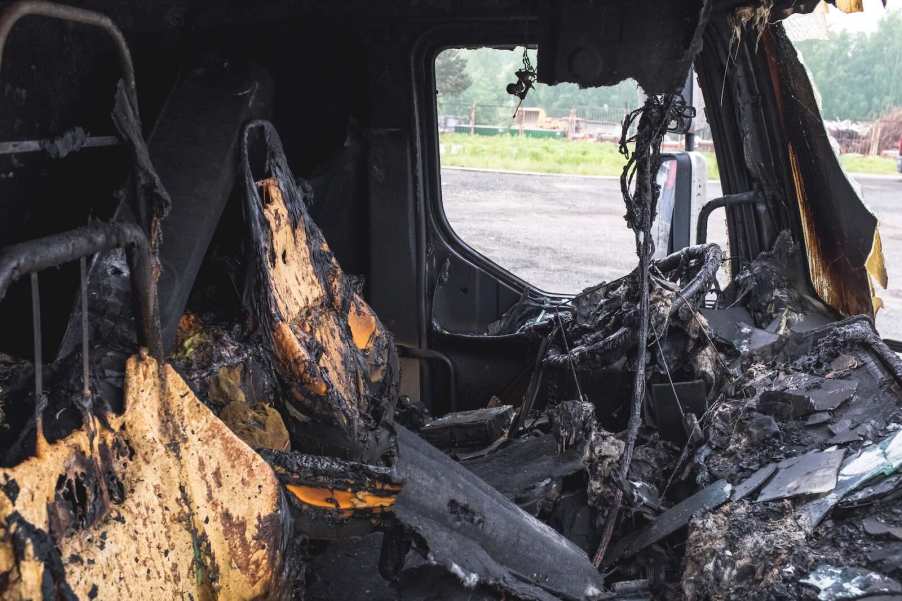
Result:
[0, 222, 162, 359]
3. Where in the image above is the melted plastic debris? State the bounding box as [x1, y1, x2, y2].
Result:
[801, 565, 902, 600]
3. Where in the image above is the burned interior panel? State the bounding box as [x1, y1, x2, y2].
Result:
[0, 0, 900, 600]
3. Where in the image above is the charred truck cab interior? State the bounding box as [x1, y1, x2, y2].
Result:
[0, 1, 901, 600]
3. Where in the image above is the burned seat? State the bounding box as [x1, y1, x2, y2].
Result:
[234, 121, 608, 601]
[0, 225, 291, 601]
[0, 5, 292, 593]
[241, 120, 398, 461]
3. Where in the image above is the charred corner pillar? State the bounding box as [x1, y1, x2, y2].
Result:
[152, 61, 274, 353]
[762, 27, 887, 320]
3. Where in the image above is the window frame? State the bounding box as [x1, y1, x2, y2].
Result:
[413, 24, 582, 298]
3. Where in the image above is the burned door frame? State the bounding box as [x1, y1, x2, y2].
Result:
[695, 19, 807, 285]
[695, 17, 886, 331]
[411, 22, 552, 416]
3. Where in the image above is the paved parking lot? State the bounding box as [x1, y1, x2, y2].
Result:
[441, 167, 902, 339]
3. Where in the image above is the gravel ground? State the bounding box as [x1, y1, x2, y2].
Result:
[440, 167, 902, 340]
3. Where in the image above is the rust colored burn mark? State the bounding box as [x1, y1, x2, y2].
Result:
[762, 28, 880, 319]
[788, 146, 873, 317]
[219, 510, 270, 585]
[205, 426, 265, 492]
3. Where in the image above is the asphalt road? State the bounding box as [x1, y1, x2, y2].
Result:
[440, 167, 902, 340]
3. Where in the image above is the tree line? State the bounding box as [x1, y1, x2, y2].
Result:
[794, 9, 902, 122]
[437, 11, 902, 125]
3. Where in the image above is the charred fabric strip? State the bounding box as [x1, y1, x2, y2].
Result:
[593, 94, 694, 568]
[111, 79, 172, 252]
[241, 120, 397, 459]
[262, 449, 401, 498]
[392, 426, 606, 601]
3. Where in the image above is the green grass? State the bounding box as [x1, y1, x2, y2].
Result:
[839, 154, 899, 176]
[439, 132, 721, 179]
[440, 132, 900, 179]
[439, 132, 627, 176]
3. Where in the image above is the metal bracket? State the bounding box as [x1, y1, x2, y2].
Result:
[696, 190, 765, 245]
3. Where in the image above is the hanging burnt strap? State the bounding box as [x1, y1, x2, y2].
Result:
[593, 94, 694, 568]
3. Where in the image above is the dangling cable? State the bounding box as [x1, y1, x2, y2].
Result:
[31, 273, 47, 454]
[78, 256, 97, 443]
[506, 47, 537, 118]
[593, 93, 693, 568]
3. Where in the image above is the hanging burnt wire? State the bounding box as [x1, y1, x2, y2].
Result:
[505, 47, 537, 118]
[593, 92, 700, 567]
